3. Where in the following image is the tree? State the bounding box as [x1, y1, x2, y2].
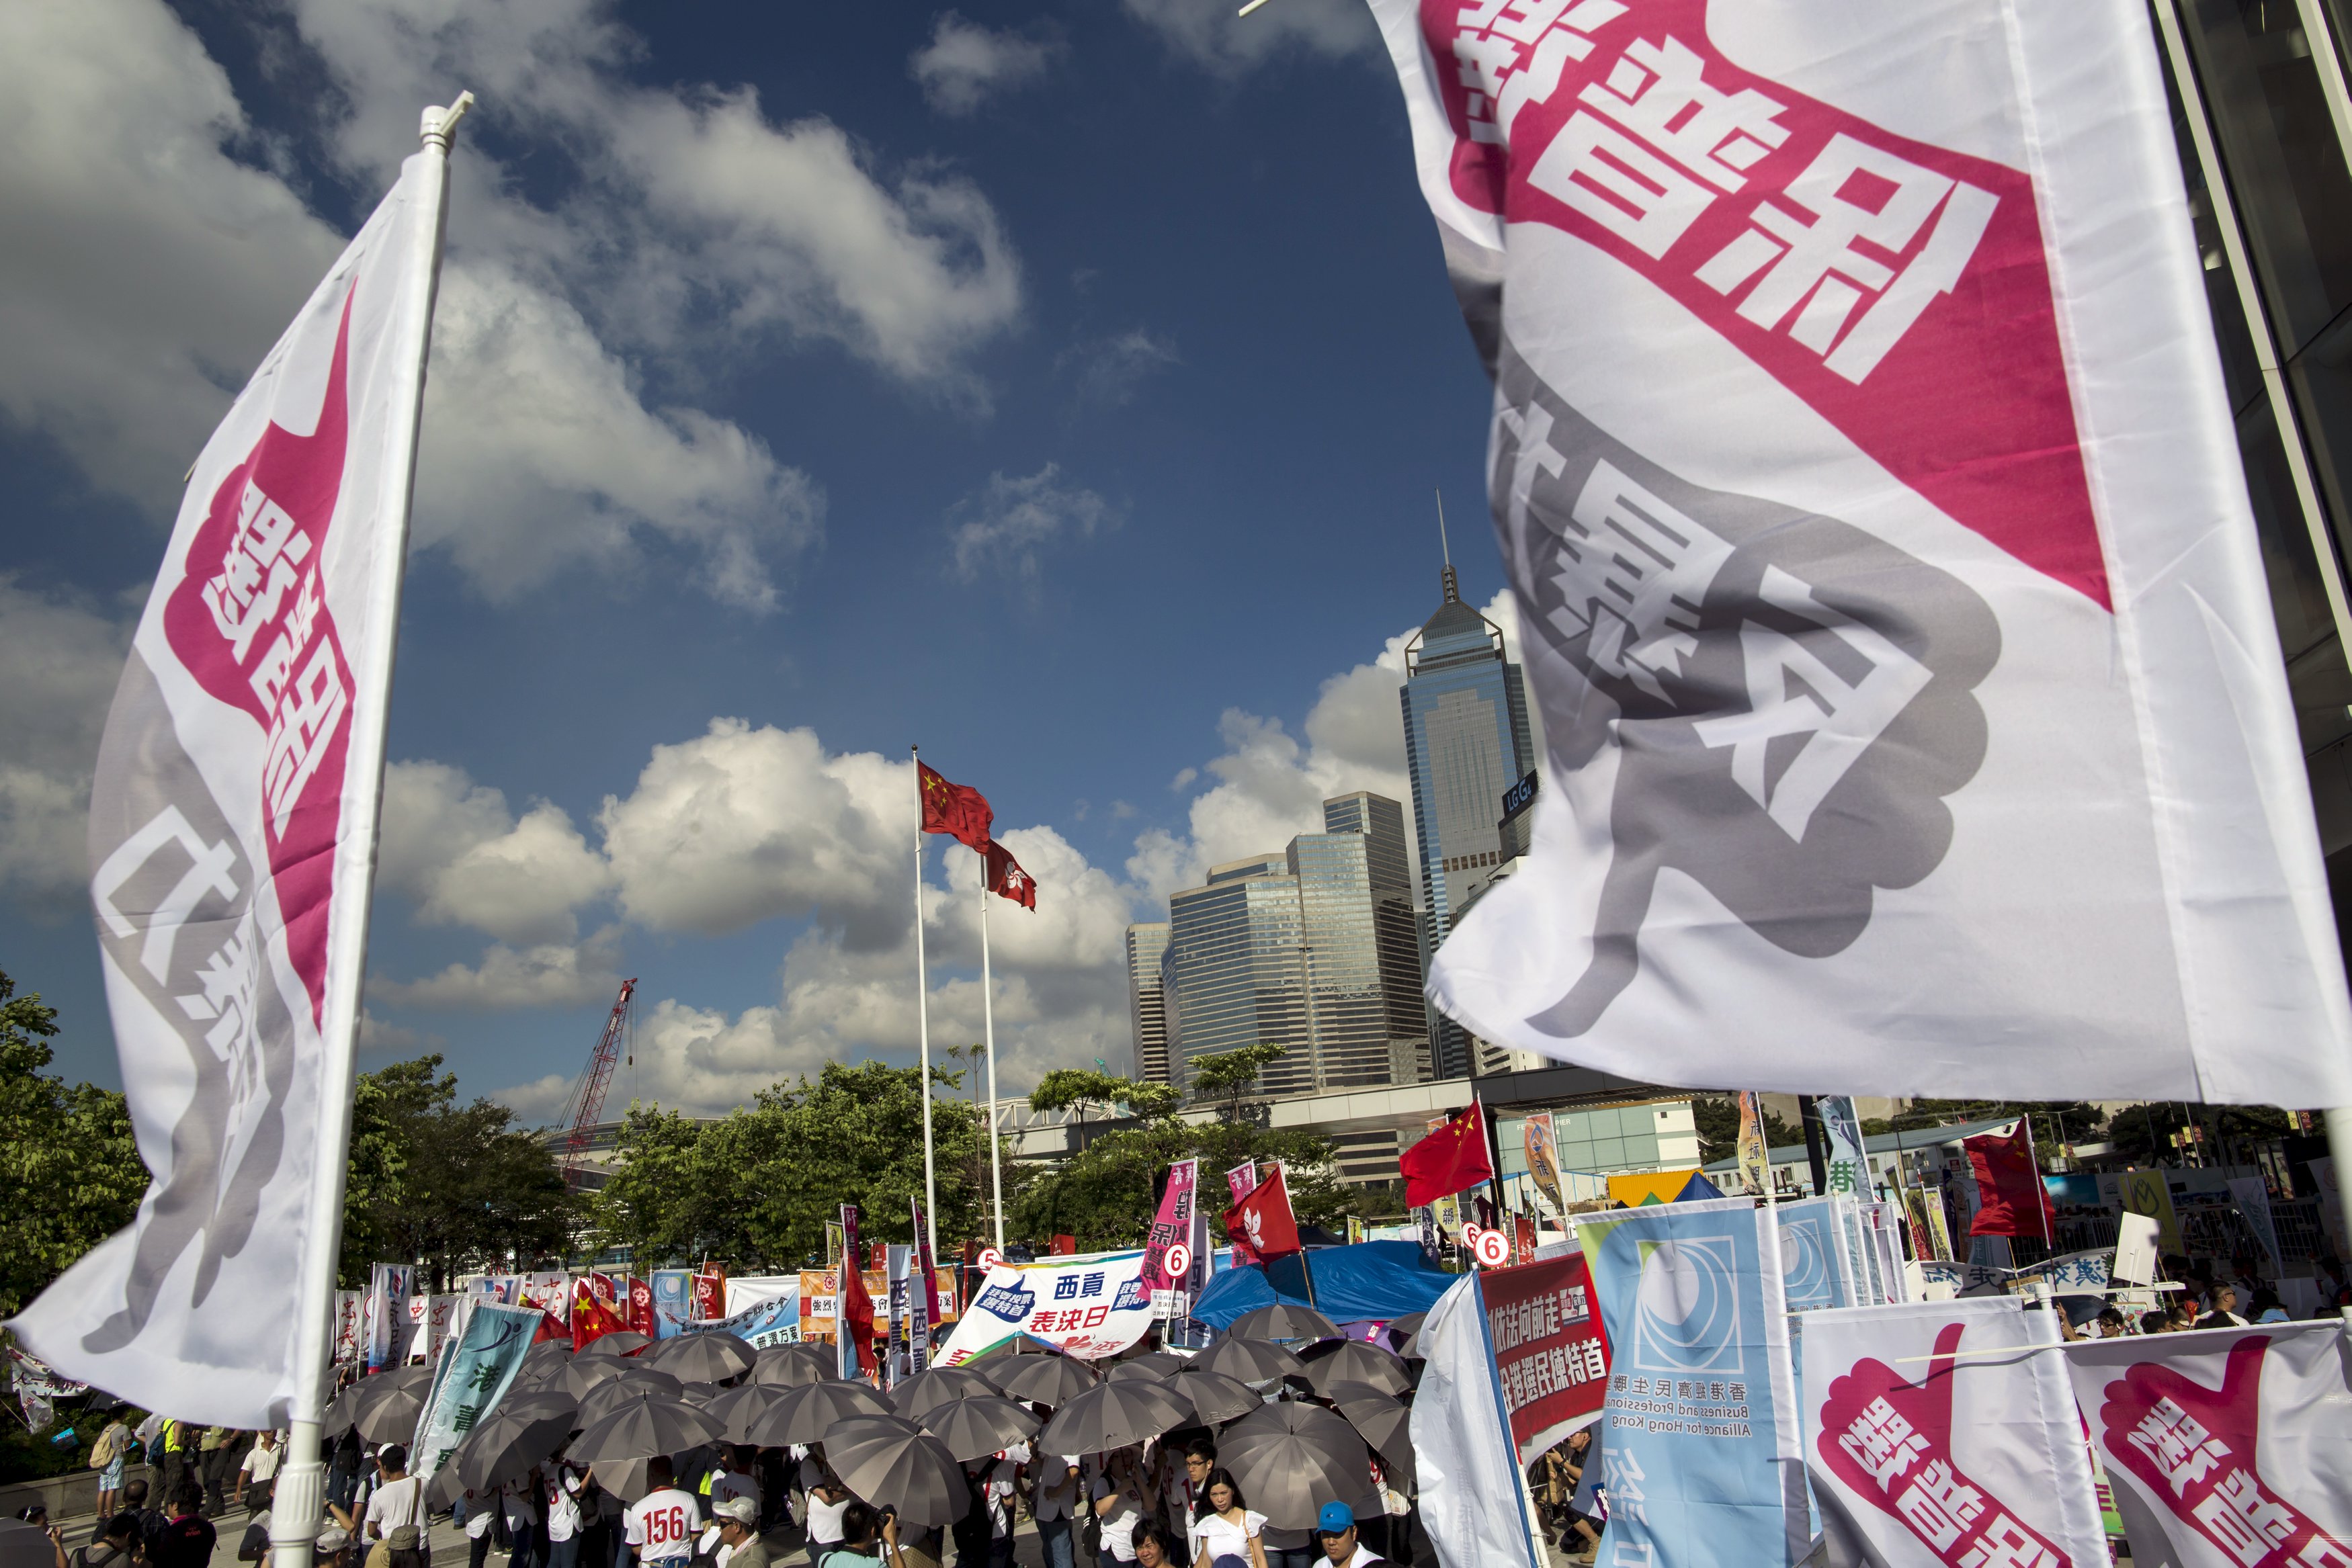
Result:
[1190, 1043, 1287, 1124]
[1030, 1069, 1181, 1150]
[338, 1055, 577, 1291]
[0, 971, 150, 1319]
[1690, 1094, 1800, 1166]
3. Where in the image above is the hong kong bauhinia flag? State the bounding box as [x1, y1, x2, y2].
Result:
[985, 839, 1037, 909]
[7, 106, 466, 1424]
[1370, 0, 2352, 1105]
[918, 761, 993, 853]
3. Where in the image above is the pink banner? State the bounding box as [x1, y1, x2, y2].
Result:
[1141, 1159, 1198, 1293]
[1226, 1162, 1258, 1204]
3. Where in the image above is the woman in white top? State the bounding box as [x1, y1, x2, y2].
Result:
[1191, 1469, 1267, 1568]
[544, 1465, 584, 1568]
[802, 1471, 851, 1551]
[1090, 1450, 1149, 1565]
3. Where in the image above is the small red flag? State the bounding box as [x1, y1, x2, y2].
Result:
[1965, 1120, 2055, 1243]
[627, 1276, 654, 1336]
[572, 1278, 625, 1351]
[1223, 1166, 1303, 1259]
[1401, 1101, 1495, 1208]
[986, 839, 1037, 908]
[918, 760, 993, 852]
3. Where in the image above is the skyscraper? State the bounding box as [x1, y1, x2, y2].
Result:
[1400, 558, 1534, 1078]
[1126, 922, 1171, 1084]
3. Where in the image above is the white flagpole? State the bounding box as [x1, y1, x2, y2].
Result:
[269, 93, 470, 1568]
[980, 854, 1005, 1252]
[913, 748, 938, 1258]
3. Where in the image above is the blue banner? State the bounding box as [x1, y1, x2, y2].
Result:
[674, 1289, 800, 1348]
[1574, 1196, 1805, 1568]
[649, 1269, 693, 1339]
[1773, 1196, 1857, 1313]
[410, 1303, 540, 1483]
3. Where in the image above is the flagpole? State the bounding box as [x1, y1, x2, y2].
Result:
[270, 93, 470, 1568]
[980, 852, 1006, 1252]
[912, 748, 939, 1259]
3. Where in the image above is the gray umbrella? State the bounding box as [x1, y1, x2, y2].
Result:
[915, 1395, 1042, 1463]
[750, 1343, 839, 1387]
[889, 1366, 993, 1419]
[1105, 1361, 1167, 1384]
[1218, 1400, 1375, 1532]
[989, 1354, 1097, 1407]
[1174, 1367, 1263, 1425]
[577, 1332, 654, 1359]
[351, 1380, 431, 1443]
[579, 1369, 685, 1428]
[744, 1378, 894, 1446]
[563, 1357, 630, 1398]
[585, 1458, 656, 1506]
[820, 1415, 972, 1529]
[701, 1383, 778, 1444]
[0, 1520, 53, 1568]
[1036, 1378, 1191, 1454]
[647, 1333, 756, 1383]
[1303, 1340, 1410, 1397]
[1385, 1312, 1427, 1353]
[1317, 1381, 1402, 1429]
[569, 1393, 723, 1464]
[1195, 1336, 1308, 1386]
[521, 1341, 575, 1375]
[1346, 1401, 1417, 1493]
[1226, 1304, 1339, 1342]
[1116, 1351, 1188, 1377]
[451, 1403, 576, 1492]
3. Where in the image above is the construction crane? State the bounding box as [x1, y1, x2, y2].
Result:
[558, 977, 636, 1190]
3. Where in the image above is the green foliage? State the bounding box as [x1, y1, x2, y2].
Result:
[0, 1399, 148, 1485]
[1030, 1069, 1180, 1124]
[1012, 1115, 1353, 1252]
[1689, 1094, 1798, 1167]
[1189, 1043, 1287, 1122]
[590, 1061, 991, 1269]
[0, 971, 149, 1321]
[339, 1055, 577, 1290]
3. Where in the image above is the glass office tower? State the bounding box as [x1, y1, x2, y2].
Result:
[1126, 922, 1171, 1084]
[1399, 562, 1534, 1078]
[1165, 855, 1313, 1099]
[2156, 0, 2352, 949]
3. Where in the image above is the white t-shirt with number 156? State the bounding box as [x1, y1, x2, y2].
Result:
[624, 1489, 702, 1565]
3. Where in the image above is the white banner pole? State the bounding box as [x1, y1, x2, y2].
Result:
[269, 92, 470, 1568]
[980, 855, 1005, 1252]
[912, 748, 938, 1258]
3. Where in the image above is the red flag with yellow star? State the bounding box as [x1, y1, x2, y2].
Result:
[917, 760, 992, 852]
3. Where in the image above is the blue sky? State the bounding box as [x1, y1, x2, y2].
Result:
[0, 0, 1532, 1120]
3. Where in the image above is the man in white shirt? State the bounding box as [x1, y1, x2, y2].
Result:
[355, 1447, 426, 1556]
[1030, 1450, 1080, 1568]
[239, 1433, 282, 1513]
[622, 1460, 701, 1568]
[1312, 1504, 1390, 1568]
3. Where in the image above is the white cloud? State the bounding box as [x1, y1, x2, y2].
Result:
[1061, 329, 1180, 410]
[379, 760, 612, 943]
[1122, 0, 1376, 75]
[0, 579, 130, 910]
[911, 13, 1065, 117]
[374, 926, 626, 1010]
[948, 464, 1116, 584]
[358, 1010, 439, 1054]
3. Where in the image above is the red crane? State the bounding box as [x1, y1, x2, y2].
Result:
[560, 977, 636, 1188]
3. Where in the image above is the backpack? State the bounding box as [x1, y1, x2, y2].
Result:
[89, 1425, 124, 1469]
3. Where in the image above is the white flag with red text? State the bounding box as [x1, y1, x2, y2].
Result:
[1370, 0, 2352, 1105]
[2065, 1323, 2352, 1568]
[7, 146, 447, 1424]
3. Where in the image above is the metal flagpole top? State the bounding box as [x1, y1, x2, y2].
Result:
[421, 91, 474, 150]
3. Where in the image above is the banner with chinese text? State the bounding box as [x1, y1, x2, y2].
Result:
[933, 1250, 1155, 1365]
[1368, 0, 2352, 1109]
[411, 1302, 539, 1485]
[1480, 1252, 1611, 1461]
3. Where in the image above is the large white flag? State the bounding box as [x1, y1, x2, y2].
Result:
[8, 117, 459, 1426]
[1368, 0, 2352, 1105]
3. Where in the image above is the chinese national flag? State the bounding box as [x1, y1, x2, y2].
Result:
[839, 1264, 878, 1375]
[1223, 1166, 1303, 1260]
[571, 1280, 624, 1351]
[919, 761, 993, 852]
[986, 840, 1037, 909]
[1965, 1120, 2056, 1244]
[1401, 1101, 1494, 1208]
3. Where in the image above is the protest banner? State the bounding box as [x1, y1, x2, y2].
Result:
[1738, 1094, 1773, 1196]
[2065, 1321, 2352, 1567]
[933, 1250, 1156, 1365]
[2117, 1170, 2185, 1254]
[519, 1271, 569, 1326]
[1803, 1297, 2106, 1568]
[1777, 1195, 1860, 1313]
[1819, 1097, 1870, 1197]
[691, 1269, 725, 1323]
[410, 1301, 538, 1485]
[650, 1270, 692, 1338]
[419, 1295, 458, 1367]
[910, 1201, 935, 1373]
[1412, 1270, 1548, 1568]
[1524, 1113, 1568, 1220]
[1479, 1253, 1611, 1461]
[1364, 0, 2352, 1115]
[2224, 1176, 2284, 1277]
[673, 1289, 801, 1350]
[466, 1276, 518, 1305]
[885, 1244, 911, 1387]
[1140, 1159, 1198, 1294]
[1575, 1195, 1806, 1567]
[1867, 1202, 1909, 1303]
[799, 1270, 954, 1341]
[365, 1264, 413, 1372]
[333, 1292, 361, 1366]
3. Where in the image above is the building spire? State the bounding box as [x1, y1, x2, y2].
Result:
[1436, 487, 1460, 603]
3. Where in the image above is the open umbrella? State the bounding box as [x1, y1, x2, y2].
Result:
[1173, 1367, 1262, 1425]
[701, 1384, 778, 1445]
[915, 1395, 1042, 1463]
[1316, 1381, 1401, 1429]
[1384, 1311, 1427, 1354]
[744, 1379, 894, 1446]
[1194, 1336, 1308, 1387]
[450, 1403, 575, 1492]
[820, 1415, 972, 1528]
[569, 1393, 722, 1465]
[1105, 1361, 1167, 1384]
[1036, 1379, 1191, 1454]
[647, 1333, 755, 1383]
[750, 1344, 837, 1387]
[584, 1458, 656, 1506]
[889, 1366, 993, 1419]
[580, 1369, 685, 1428]
[1226, 1304, 1339, 1342]
[577, 1331, 653, 1359]
[989, 1354, 1097, 1408]
[522, 1341, 575, 1373]
[1218, 1400, 1374, 1532]
[350, 1379, 431, 1443]
[0, 1520, 54, 1568]
[563, 1358, 630, 1398]
[1346, 1402, 1417, 1493]
[1115, 1351, 1188, 1377]
[1302, 1340, 1410, 1397]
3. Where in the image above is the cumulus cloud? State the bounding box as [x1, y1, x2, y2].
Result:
[948, 464, 1116, 584]
[374, 926, 626, 1010]
[911, 12, 1066, 117]
[1121, 0, 1376, 75]
[0, 579, 130, 911]
[379, 760, 612, 944]
[1060, 329, 1181, 410]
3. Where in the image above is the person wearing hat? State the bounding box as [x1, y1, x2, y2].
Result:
[708, 1496, 766, 1568]
[1312, 1505, 1388, 1568]
[317, 1524, 353, 1568]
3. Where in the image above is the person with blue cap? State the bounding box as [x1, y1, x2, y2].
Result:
[1311, 1504, 1388, 1568]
